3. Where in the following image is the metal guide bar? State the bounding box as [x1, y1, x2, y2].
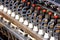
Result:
[0, 11, 42, 40]
[46, 0, 60, 6]
[0, 22, 25, 40]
